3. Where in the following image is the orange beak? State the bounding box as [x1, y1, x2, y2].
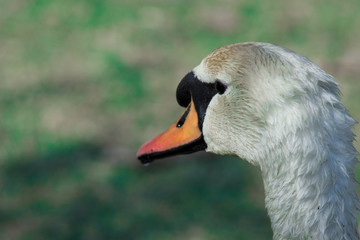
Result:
[137, 98, 205, 164]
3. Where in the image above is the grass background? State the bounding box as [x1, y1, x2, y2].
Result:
[0, 0, 360, 239]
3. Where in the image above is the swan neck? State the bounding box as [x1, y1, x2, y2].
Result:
[259, 130, 359, 239]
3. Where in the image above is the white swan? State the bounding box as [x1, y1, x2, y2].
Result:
[137, 42, 360, 240]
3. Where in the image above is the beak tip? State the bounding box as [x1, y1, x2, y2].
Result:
[137, 154, 154, 165]
[137, 144, 156, 165]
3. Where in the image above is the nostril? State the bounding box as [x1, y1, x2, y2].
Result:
[176, 104, 191, 128]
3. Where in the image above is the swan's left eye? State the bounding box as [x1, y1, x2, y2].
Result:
[215, 80, 227, 95]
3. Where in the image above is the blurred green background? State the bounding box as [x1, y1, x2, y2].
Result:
[1, 0, 360, 239]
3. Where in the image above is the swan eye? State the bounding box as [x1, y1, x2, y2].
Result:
[215, 80, 227, 95]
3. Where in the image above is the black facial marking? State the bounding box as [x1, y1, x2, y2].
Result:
[176, 71, 218, 130]
[176, 72, 192, 107]
[176, 104, 190, 128]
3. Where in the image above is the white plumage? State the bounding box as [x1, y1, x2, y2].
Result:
[193, 43, 359, 239]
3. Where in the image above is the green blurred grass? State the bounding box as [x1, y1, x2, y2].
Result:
[1, 151, 271, 240]
[1, 0, 360, 239]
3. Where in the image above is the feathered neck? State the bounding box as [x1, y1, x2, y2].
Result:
[257, 71, 359, 239]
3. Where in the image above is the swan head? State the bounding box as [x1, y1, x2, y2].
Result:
[137, 42, 360, 239]
[137, 42, 339, 166]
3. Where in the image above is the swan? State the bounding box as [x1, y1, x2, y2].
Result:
[137, 42, 360, 240]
